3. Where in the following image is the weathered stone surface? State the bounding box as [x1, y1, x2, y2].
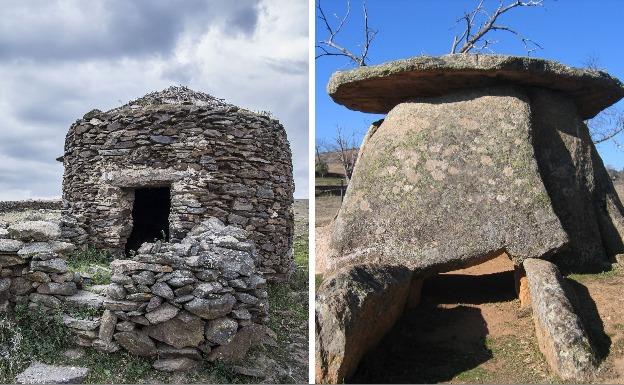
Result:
[205, 317, 238, 345]
[315, 264, 413, 384]
[98, 310, 117, 343]
[92, 339, 121, 353]
[18, 242, 53, 256]
[327, 87, 568, 274]
[29, 293, 61, 309]
[523, 258, 596, 380]
[328, 54, 624, 118]
[63, 315, 100, 331]
[144, 311, 205, 348]
[64, 290, 104, 309]
[152, 357, 198, 372]
[207, 324, 264, 364]
[531, 88, 623, 270]
[184, 293, 236, 319]
[110, 260, 172, 274]
[156, 343, 202, 360]
[0, 239, 23, 253]
[113, 331, 157, 356]
[31, 258, 68, 274]
[15, 362, 89, 384]
[106, 283, 126, 300]
[37, 282, 77, 296]
[103, 299, 140, 311]
[8, 221, 61, 242]
[0, 254, 26, 267]
[151, 281, 174, 300]
[145, 302, 179, 324]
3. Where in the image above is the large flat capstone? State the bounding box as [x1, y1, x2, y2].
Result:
[328, 54, 624, 119]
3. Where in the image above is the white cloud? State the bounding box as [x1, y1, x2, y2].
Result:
[0, 0, 309, 199]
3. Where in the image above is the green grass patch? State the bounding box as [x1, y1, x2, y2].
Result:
[567, 266, 619, 283]
[0, 305, 70, 383]
[68, 349, 152, 384]
[484, 335, 561, 384]
[67, 247, 113, 285]
[453, 366, 492, 383]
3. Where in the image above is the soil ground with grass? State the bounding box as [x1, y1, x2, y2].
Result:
[0, 199, 309, 384]
[317, 187, 624, 383]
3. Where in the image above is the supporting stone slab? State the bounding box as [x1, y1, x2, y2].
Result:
[523, 258, 596, 381]
[405, 277, 423, 309]
[514, 265, 531, 308]
[315, 264, 412, 384]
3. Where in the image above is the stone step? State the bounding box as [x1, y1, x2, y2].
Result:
[15, 362, 89, 384]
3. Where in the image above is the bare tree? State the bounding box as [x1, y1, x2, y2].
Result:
[588, 107, 624, 147]
[582, 55, 624, 148]
[316, 0, 377, 67]
[450, 0, 544, 55]
[329, 126, 359, 181]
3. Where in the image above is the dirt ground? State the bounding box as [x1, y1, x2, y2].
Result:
[318, 186, 624, 384]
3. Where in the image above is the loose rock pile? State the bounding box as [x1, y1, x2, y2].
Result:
[2, 216, 272, 372]
[61, 86, 295, 281]
[87, 217, 270, 370]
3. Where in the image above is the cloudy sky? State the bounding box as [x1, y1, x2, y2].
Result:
[0, 0, 308, 200]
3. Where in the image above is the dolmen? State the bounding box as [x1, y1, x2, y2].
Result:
[316, 54, 624, 383]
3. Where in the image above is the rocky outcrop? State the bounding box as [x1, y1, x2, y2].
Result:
[61, 86, 295, 280]
[523, 258, 596, 380]
[315, 264, 413, 383]
[328, 54, 624, 118]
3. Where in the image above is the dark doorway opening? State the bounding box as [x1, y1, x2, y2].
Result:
[125, 187, 171, 255]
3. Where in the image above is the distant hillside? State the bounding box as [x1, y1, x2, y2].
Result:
[316, 149, 358, 177]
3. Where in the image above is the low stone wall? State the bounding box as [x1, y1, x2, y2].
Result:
[0, 200, 62, 214]
[0, 220, 76, 311]
[1, 217, 270, 371]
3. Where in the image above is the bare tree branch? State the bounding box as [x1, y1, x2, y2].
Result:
[589, 106, 624, 145]
[321, 126, 360, 181]
[581, 55, 624, 148]
[451, 0, 544, 55]
[316, 0, 377, 67]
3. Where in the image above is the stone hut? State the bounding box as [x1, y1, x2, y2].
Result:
[316, 55, 624, 382]
[60, 86, 295, 280]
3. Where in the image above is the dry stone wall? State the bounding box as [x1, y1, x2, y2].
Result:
[0, 200, 62, 213]
[1, 216, 272, 371]
[61, 87, 295, 280]
[0, 220, 76, 312]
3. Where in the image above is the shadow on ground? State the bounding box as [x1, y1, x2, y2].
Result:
[350, 272, 518, 383]
[565, 278, 612, 362]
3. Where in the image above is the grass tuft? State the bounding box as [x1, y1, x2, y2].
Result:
[67, 246, 113, 285]
[0, 304, 70, 383]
